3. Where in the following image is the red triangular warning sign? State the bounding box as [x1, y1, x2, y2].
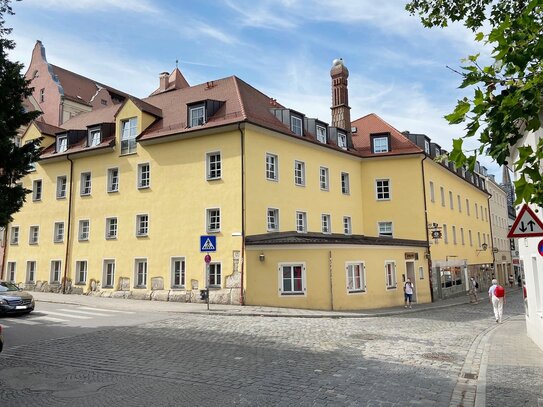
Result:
[507, 204, 543, 238]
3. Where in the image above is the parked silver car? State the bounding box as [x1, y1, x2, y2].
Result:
[0, 281, 35, 315]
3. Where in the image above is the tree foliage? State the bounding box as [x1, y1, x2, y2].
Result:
[0, 0, 41, 227]
[406, 0, 543, 206]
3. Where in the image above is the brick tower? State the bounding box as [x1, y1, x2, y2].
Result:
[330, 58, 351, 132]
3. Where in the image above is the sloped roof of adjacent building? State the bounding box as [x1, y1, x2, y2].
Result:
[351, 113, 423, 157]
[34, 121, 64, 136]
[246, 232, 427, 247]
[61, 103, 122, 130]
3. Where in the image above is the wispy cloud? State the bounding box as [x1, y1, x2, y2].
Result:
[21, 0, 160, 14]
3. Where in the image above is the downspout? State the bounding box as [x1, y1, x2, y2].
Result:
[238, 123, 246, 305]
[329, 250, 334, 310]
[62, 155, 74, 294]
[1, 227, 7, 280]
[420, 155, 434, 302]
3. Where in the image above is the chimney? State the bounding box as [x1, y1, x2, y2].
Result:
[330, 58, 351, 133]
[159, 72, 170, 91]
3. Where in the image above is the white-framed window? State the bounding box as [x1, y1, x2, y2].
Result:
[206, 208, 220, 233]
[189, 105, 205, 127]
[466, 198, 470, 215]
[267, 208, 279, 232]
[106, 217, 118, 239]
[80, 172, 91, 196]
[449, 191, 454, 209]
[107, 168, 119, 193]
[136, 214, 149, 237]
[452, 225, 457, 244]
[469, 229, 473, 246]
[134, 258, 147, 288]
[206, 151, 221, 180]
[279, 263, 305, 295]
[208, 262, 221, 287]
[75, 260, 87, 284]
[296, 211, 307, 233]
[10, 226, 19, 245]
[319, 167, 329, 191]
[88, 128, 101, 146]
[372, 136, 389, 153]
[33, 179, 42, 201]
[26, 261, 36, 283]
[50, 260, 61, 284]
[443, 224, 448, 244]
[29, 226, 39, 244]
[376, 179, 390, 200]
[265, 153, 278, 181]
[56, 176, 67, 199]
[138, 163, 150, 189]
[378, 221, 393, 237]
[39, 88, 45, 102]
[346, 262, 366, 293]
[294, 160, 305, 186]
[7, 262, 16, 282]
[103, 260, 115, 288]
[291, 115, 303, 136]
[424, 139, 430, 154]
[338, 132, 347, 150]
[457, 195, 462, 212]
[121, 117, 138, 154]
[57, 135, 67, 152]
[343, 216, 352, 235]
[478, 232, 482, 247]
[321, 214, 331, 234]
[429, 181, 435, 202]
[440, 187, 445, 206]
[171, 257, 185, 288]
[419, 266, 425, 279]
[316, 125, 326, 143]
[475, 203, 479, 219]
[461, 227, 465, 245]
[385, 261, 397, 289]
[54, 221, 64, 243]
[79, 220, 90, 241]
[341, 172, 350, 194]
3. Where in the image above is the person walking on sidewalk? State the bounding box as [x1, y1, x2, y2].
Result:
[488, 279, 506, 323]
[469, 277, 479, 303]
[404, 278, 414, 308]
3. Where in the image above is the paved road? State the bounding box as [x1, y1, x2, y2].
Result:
[0, 290, 535, 406]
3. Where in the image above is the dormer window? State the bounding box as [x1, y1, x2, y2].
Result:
[88, 128, 101, 147]
[316, 125, 326, 144]
[338, 132, 347, 150]
[291, 116, 303, 136]
[189, 105, 205, 127]
[121, 117, 137, 155]
[57, 135, 67, 152]
[371, 134, 390, 153]
[424, 140, 430, 154]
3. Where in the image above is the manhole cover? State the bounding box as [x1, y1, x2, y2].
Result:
[421, 352, 455, 362]
[461, 373, 478, 380]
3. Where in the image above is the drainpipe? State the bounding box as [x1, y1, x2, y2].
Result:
[329, 250, 334, 310]
[238, 123, 246, 305]
[420, 155, 434, 302]
[62, 155, 74, 294]
[1, 227, 7, 280]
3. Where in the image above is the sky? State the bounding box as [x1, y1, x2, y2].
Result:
[6, 0, 501, 179]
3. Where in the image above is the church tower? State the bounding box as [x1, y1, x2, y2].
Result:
[330, 58, 351, 132]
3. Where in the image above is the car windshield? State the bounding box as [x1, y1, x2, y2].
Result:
[0, 282, 20, 292]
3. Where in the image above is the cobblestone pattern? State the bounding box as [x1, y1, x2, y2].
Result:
[0, 293, 527, 406]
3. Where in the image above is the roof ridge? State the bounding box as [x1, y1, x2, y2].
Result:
[232, 76, 248, 120]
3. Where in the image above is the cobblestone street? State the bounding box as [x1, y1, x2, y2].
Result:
[1, 290, 540, 406]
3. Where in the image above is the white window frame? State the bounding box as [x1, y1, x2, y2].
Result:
[171, 257, 186, 288]
[54, 221, 64, 243]
[373, 136, 388, 153]
[469, 229, 473, 246]
[296, 211, 307, 233]
[457, 195, 462, 212]
[376, 179, 390, 200]
[294, 160, 305, 186]
[338, 132, 347, 150]
[57, 135, 67, 152]
[452, 225, 457, 245]
[449, 191, 454, 209]
[343, 216, 352, 235]
[26, 260, 36, 284]
[278, 263, 306, 296]
[107, 167, 119, 193]
[267, 208, 279, 232]
[265, 153, 278, 181]
[378, 221, 393, 237]
[316, 125, 326, 143]
[291, 115, 303, 136]
[440, 187, 445, 206]
[341, 172, 350, 195]
[206, 208, 221, 233]
[75, 260, 87, 285]
[321, 213, 331, 234]
[106, 217, 118, 239]
[7, 262, 16, 282]
[10, 226, 19, 245]
[384, 261, 397, 289]
[29, 225, 39, 244]
[33, 179, 42, 201]
[88, 128, 101, 146]
[419, 266, 425, 280]
[461, 227, 465, 245]
[189, 105, 205, 127]
[443, 224, 448, 244]
[136, 214, 149, 237]
[80, 172, 92, 196]
[56, 176, 67, 199]
[208, 262, 222, 287]
[50, 260, 62, 284]
[134, 258, 148, 288]
[137, 163, 150, 189]
[346, 262, 366, 293]
[466, 198, 470, 215]
[79, 219, 90, 241]
[319, 167, 329, 191]
[103, 259, 116, 288]
[121, 117, 138, 155]
[429, 181, 435, 202]
[206, 151, 221, 180]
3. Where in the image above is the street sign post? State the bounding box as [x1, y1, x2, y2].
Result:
[507, 204, 543, 238]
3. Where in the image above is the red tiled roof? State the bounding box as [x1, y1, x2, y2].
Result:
[62, 104, 121, 130]
[351, 113, 422, 157]
[34, 121, 64, 136]
[149, 68, 190, 96]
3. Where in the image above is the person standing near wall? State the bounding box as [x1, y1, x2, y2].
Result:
[404, 278, 414, 308]
[488, 278, 506, 323]
[469, 277, 479, 303]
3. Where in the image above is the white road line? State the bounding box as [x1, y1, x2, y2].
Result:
[2, 318, 40, 325]
[79, 306, 135, 314]
[32, 315, 68, 323]
[57, 308, 110, 317]
[43, 311, 91, 319]
[1, 324, 11, 329]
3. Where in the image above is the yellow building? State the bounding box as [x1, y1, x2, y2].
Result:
[2, 58, 491, 310]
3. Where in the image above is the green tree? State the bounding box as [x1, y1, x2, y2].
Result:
[406, 0, 543, 206]
[0, 0, 41, 227]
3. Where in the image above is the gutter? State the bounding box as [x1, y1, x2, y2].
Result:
[62, 155, 74, 294]
[238, 122, 246, 305]
[420, 154, 434, 302]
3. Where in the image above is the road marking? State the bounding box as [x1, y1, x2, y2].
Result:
[79, 306, 135, 314]
[43, 311, 91, 319]
[2, 318, 40, 325]
[32, 315, 68, 323]
[1, 324, 11, 329]
[57, 308, 110, 317]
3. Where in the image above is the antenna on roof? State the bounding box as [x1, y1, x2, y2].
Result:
[175, 59, 178, 68]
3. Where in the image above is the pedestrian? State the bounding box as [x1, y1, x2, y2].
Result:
[488, 278, 506, 323]
[517, 274, 522, 287]
[469, 277, 479, 303]
[404, 278, 414, 308]
[508, 274, 514, 288]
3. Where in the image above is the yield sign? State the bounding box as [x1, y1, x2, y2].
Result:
[507, 204, 543, 238]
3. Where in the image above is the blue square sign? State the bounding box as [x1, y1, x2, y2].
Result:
[200, 235, 217, 252]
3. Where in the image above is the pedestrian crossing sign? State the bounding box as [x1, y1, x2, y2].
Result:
[200, 235, 217, 252]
